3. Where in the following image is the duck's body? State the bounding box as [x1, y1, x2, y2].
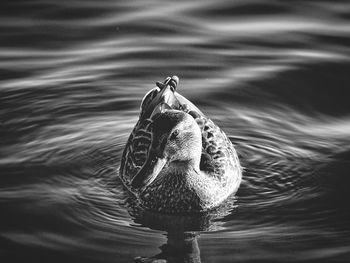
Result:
[120, 76, 241, 214]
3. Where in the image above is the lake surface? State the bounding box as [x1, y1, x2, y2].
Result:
[1, 0, 350, 262]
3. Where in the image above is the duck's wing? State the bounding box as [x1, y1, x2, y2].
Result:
[120, 117, 153, 185]
[194, 114, 239, 181]
[139, 87, 160, 118]
[165, 90, 238, 180]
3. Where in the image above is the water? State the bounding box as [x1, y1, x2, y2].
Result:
[1, 0, 350, 262]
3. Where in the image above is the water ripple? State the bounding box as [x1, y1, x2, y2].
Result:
[1, 0, 350, 262]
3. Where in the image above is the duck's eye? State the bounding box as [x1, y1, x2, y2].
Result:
[170, 129, 179, 140]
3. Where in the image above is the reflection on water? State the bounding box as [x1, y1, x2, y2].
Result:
[1, 0, 350, 262]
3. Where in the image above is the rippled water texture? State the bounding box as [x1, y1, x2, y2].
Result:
[1, 0, 350, 262]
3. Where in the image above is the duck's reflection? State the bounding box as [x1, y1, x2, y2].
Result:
[126, 195, 236, 263]
[135, 232, 200, 263]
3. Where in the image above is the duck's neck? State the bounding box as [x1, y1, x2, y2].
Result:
[166, 159, 200, 176]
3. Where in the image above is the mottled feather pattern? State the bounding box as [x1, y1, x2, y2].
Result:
[140, 173, 202, 213]
[139, 87, 159, 117]
[195, 116, 237, 182]
[122, 90, 238, 186]
[121, 89, 160, 184]
[121, 118, 153, 185]
[120, 81, 241, 213]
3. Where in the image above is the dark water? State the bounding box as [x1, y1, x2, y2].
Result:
[1, 0, 350, 262]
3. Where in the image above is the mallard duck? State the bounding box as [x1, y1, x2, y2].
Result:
[120, 76, 242, 214]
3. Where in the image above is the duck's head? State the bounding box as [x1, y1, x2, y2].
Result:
[131, 110, 202, 192]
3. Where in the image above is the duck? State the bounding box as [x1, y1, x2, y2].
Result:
[120, 76, 242, 214]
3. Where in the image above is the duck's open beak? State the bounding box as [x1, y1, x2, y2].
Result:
[131, 149, 167, 192]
